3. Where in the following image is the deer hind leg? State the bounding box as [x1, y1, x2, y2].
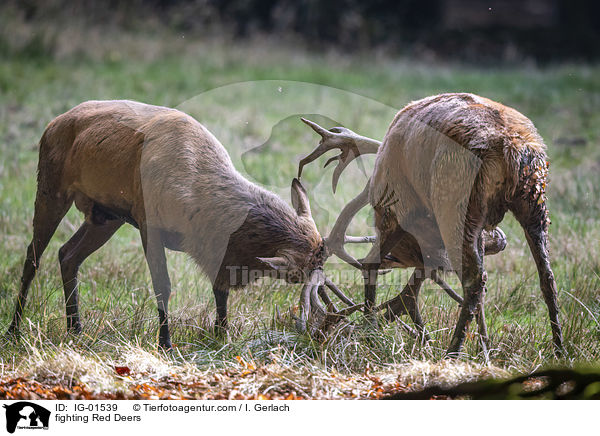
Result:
[447, 232, 487, 357]
[141, 225, 172, 350]
[512, 201, 563, 355]
[476, 299, 490, 362]
[475, 234, 491, 358]
[58, 219, 123, 333]
[382, 267, 430, 341]
[7, 191, 72, 337]
[362, 225, 405, 317]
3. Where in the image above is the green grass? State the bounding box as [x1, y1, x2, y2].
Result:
[0, 28, 599, 388]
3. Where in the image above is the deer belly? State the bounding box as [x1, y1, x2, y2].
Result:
[72, 191, 138, 227]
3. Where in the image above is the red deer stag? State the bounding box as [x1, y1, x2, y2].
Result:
[6, 100, 331, 349]
[299, 120, 507, 344]
[299, 93, 563, 356]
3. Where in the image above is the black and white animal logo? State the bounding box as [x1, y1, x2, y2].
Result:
[3, 402, 50, 433]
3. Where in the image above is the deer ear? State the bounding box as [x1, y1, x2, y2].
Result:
[291, 178, 311, 217]
[257, 256, 289, 271]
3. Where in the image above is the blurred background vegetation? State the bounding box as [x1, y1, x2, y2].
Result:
[1, 0, 599, 62]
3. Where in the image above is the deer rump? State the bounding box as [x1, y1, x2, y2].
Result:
[369, 93, 561, 354]
[370, 93, 520, 273]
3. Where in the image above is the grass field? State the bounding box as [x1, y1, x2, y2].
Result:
[0, 28, 599, 398]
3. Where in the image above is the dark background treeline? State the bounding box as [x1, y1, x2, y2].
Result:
[4, 0, 600, 62]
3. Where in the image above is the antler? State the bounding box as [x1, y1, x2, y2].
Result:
[295, 268, 363, 335]
[298, 117, 381, 269]
[296, 268, 325, 332]
[296, 117, 511, 342]
[324, 181, 373, 269]
[299, 118, 381, 193]
[290, 180, 378, 334]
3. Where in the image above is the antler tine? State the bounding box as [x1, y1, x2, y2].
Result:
[297, 144, 334, 179]
[330, 151, 354, 194]
[300, 117, 333, 137]
[298, 118, 336, 178]
[333, 303, 364, 317]
[297, 269, 330, 333]
[345, 236, 377, 243]
[318, 285, 339, 313]
[296, 279, 312, 332]
[430, 270, 464, 305]
[324, 276, 356, 306]
[309, 271, 327, 314]
[316, 275, 365, 333]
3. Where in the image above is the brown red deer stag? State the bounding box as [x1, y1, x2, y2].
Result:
[299, 93, 563, 356]
[299, 120, 507, 344]
[6, 100, 335, 349]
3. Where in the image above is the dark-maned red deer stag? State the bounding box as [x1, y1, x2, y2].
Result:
[6, 100, 333, 349]
[299, 119, 507, 345]
[299, 93, 563, 356]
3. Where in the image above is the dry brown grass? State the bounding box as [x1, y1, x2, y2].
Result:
[0, 341, 509, 399]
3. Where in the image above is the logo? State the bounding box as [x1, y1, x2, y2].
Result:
[2, 402, 50, 433]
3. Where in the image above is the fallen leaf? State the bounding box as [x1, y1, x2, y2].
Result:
[115, 366, 131, 376]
